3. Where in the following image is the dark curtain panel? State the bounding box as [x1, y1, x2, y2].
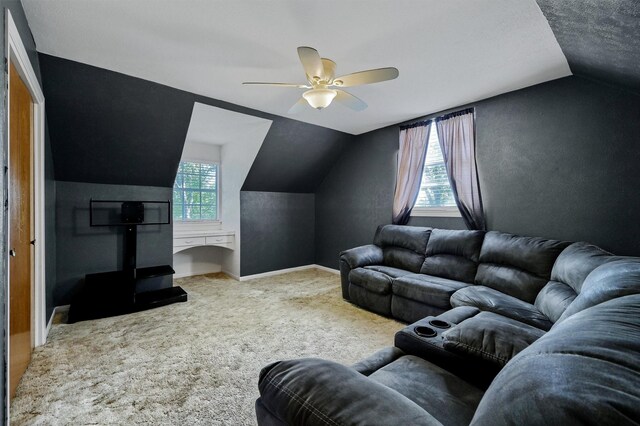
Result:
[436, 111, 486, 230]
[392, 124, 431, 224]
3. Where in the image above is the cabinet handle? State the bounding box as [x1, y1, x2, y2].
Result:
[9, 249, 16, 257]
[184, 240, 193, 244]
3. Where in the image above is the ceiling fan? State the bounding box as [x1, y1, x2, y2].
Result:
[243, 46, 399, 113]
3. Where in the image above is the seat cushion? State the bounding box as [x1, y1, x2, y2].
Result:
[364, 265, 414, 278]
[393, 273, 470, 308]
[451, 286, 553, 331]
[420, 229, 485, 283]
[475, 231, 571, 303]
[443, 312, 545, 367]
[349, 265, 413, 295]
[369, 355, 484, 426]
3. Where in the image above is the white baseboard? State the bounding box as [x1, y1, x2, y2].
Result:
[239, 264, 340, 281]
[46, 305, 70, 340]
[313, 264, 340, 275]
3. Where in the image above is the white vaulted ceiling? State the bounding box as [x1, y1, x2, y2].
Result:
[22, 0, 571, 135]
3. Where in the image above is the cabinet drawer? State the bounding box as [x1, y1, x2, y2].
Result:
[174, 236, 206, 247]
[206, 235, 233, 245]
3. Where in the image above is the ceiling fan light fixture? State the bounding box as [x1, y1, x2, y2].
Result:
[303, 88, 337, 109]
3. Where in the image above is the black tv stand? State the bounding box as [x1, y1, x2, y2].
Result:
[68, 200, 187, 323]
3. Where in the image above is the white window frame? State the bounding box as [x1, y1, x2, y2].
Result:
[173, 160, 221, 223]
[410, 123, 461, 218]
[411, 206, 461, 217]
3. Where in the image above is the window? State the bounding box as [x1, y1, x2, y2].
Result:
[412, 127, 460, 217]
[173, 161, 219, 221]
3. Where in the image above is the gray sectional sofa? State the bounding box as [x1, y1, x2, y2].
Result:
[256, 225, 640, 425]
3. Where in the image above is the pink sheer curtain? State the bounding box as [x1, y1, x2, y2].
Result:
[436, 110, 485, 230]
[392, 123, 431, 224]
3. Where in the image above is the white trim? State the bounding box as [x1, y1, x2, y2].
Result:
[313, 264, 340, 275]
[237, 264, 340, 281]
[45, 305, 70, 339]
[410, 206, 462, 218]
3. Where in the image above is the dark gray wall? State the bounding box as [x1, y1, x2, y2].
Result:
[316, 75, 640, 268]
[54, 181, 173, 308]
[39, 54, 350, 191]
[240, 192, 315, 276]
[536, 0, 640, 93]
[0, 2, 54, 420]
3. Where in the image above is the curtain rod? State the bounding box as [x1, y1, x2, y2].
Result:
[399, 107, 474, 130]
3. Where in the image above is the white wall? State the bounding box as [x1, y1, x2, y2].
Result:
[173, 103, 272, 279]
[219, 120, 272, 278]
[180, 141, 221, 163]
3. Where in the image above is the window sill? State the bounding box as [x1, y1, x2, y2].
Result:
[411, 207, 461, 218]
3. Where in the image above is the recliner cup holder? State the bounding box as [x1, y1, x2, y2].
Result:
[414, 326, 437, 338]
[428, 319, 451, 329]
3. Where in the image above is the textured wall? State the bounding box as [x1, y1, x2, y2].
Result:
[240, 192, 315, 276]
[536, 0, 640, 93]
[316, 75, 640, 268]
[54, 182, 173, 310]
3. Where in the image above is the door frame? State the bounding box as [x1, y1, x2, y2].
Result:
[5, 7, 46, 405]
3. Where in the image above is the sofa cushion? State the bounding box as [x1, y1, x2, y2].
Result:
[443, 312, 545, 367]
[349, 268, 392, 295]
[533, 242, 617, 323]
[364, 265, 414, 278]
[369, 355, 484, 426]
[451, 286, 553, 331]
[420, 229, 486, 283]
[471, 295, 640, 426]
[393, 273, 470, 308]
[556, 259, 640, 324]
[549, 242, 618, 293]
[533, 281, 577, 323]
[374, 225, 432, 272]
[475, 231, 571, 303]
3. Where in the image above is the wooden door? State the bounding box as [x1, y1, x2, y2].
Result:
[9, 62, 33, 399]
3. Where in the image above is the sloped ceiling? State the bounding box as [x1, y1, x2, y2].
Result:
[536, 0, 640, 93]
[40, 54, 349, 190]
[22, 0, 571, 135]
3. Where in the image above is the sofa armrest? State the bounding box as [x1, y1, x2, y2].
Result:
[339, 245, 384, 300]
[257, 358, 441, 426]
[340, 244, 384, 269]
[443, 312, 545, 367]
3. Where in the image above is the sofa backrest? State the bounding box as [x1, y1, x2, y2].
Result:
[475, 231, 571, 304]
[471, 292, 640, 425]
[420, 229, 485, 283]
[534, 242, 618, 322]
[555, 259, 640, 324]
[373, 225, 432, 273]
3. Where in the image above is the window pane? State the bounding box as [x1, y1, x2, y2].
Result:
[414, 128, 457, 208]
[173, 161, 219, 221]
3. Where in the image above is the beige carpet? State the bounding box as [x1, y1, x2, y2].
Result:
[11, 269, 402, 425]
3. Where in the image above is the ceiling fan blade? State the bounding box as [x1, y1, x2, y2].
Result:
[334, 90, 367, 111]
[243, 82, 310, 89]
[288, 98, 308, 114]
[332, 67, 399, 87]
[297, 46, 325, 82]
